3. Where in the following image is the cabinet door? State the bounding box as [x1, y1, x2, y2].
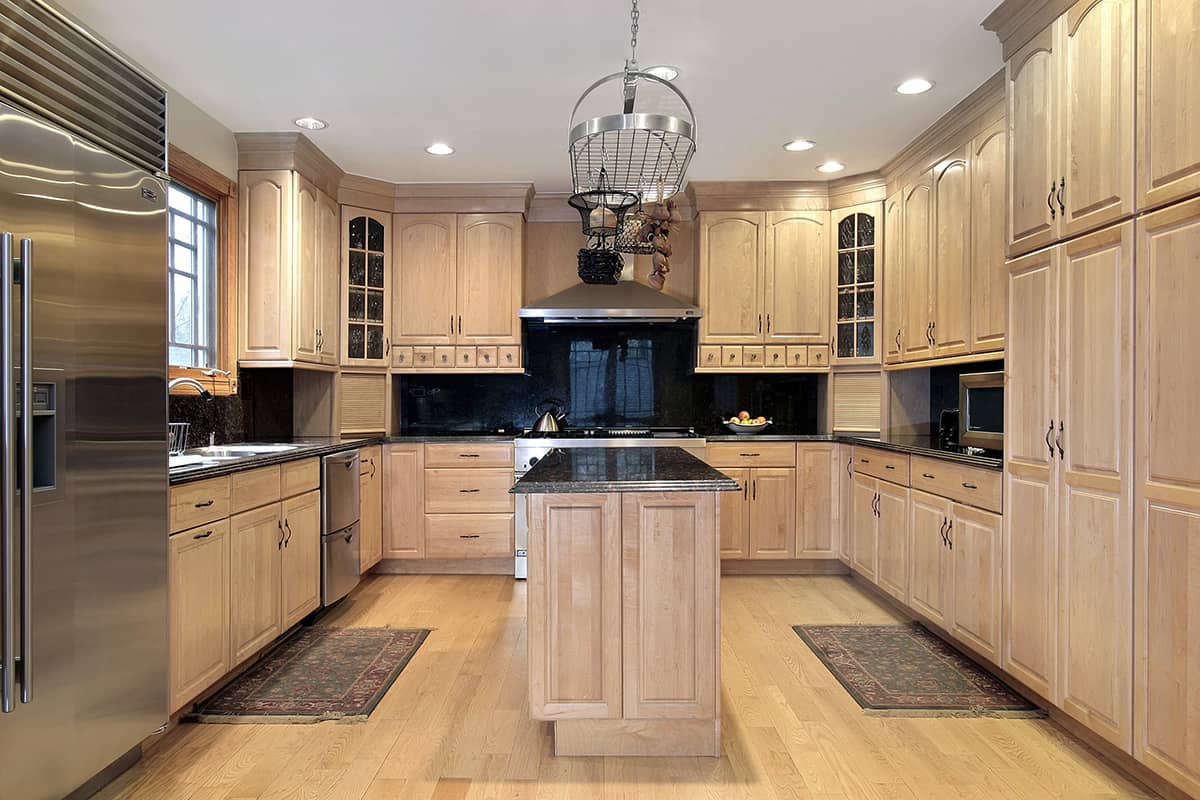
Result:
[622, 492, 718, 719]
[970, 120, 1008, 353]
[230, 504, 282, 664]
[949, 505, 1002, 666]
[718, 467, 750, 559]
[456, 214, 522, 345]
[527, 493, 621, 720]
[1057, 222, 1134, 750]
[698, 212, 765, 344]
[1003, 245, 1059, 699]
[1137, 0, 1200, 211]
[900, 176, 934, 361]
[1007, 22, 1061, 256]
[383, 444, 424, 558]
[393, 214, 457, 347]
[875, 480, 909, 603]
[168, 521, 230, 712]
[1059, 0, 1135, 238]
[764, 211, 828, 344]
[238, 170, 292, 362]
[837, 446, 854, 562]
[359, 446, 383, 573]
[292, 176, 321, 364]
[343, 207, 391, 366]
[796, 444, 835, 557]
[749, 468, 796, 559]
[883, 190, 904, 364]
[832, 205, 881, 364]
[281, 489, 321, 629]
[908, 490, 952, 629]
[850, 476, 877, 580]
[1135, 199, 1200, 794]
[317, 190, 340, 365]
[931, 151, 971, 358]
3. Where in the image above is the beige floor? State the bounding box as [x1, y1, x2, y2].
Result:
[95, 574, 1156, 800]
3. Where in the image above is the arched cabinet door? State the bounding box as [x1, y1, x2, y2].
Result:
[392, 214, 457, 348]
[342, 207, 390, 366]
[1006, 21, 1060, 257]
[455, 214, 523, 346]
[831, 203, 881, 365]
[764, 211, 828, 344]
[698, 211, 766, 345]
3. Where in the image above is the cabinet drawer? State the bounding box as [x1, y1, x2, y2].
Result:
[425, 514, 513, 558]
[722, 346, 743, 367]
[706, 442, 796, 468]
[230, 465, 282, 515]
[765, 345, 788, 368]
[281, 458, 319, 498]
[498, 345, 521, 368]
[392, 346, 414, 368]
[423, 443, 513, 469]
[808, 345, 830, 367]
[456, 347, 476, 368]
[413, 347, 435, 367]
[786, 346, 808, 367]
[852, 447, 910, 484]
[425, 468, 514, 513]
[434, 346, 455, 368]
[699, 345, 721, 369]
[170, 475, 231, 533]
[743, 346, 764, 367]
[910, 455, 1002, 513]
[476, 346, 498, 368]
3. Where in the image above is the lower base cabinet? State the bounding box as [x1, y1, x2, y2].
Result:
[168, 521, 231, 713]
[281, 490, 321, 629]
[909, 491, 953, 628]
[230, 504, 284, 664]
[875, 480, 909, 602]
[383, 444, 424, 558]
[851, 475, 879, 581]
[359, 445, 383, 572]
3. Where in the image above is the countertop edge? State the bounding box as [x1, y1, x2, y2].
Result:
[169, 437, 382, 485]
[511, 479, 742, 495]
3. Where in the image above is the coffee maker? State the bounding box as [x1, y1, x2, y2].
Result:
[938, 408, 960, 451]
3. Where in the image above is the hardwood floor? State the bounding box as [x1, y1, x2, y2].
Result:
[96, 574, 1155, 800]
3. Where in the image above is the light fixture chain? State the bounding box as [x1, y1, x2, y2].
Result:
[629, 0, 639, 70]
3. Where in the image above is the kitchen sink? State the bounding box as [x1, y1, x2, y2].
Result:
[168, 454, 238, 469]
[195, 444, 299, 457]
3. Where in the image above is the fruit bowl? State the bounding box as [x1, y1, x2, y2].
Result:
[724, 419, 772, 435]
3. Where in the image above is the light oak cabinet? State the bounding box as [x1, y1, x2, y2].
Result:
[900, 176, 934, 362]
[457, 214, 523, 345]
[831, 204, 881, 365]
[229, 503, 284, 664]
[882, 191, 904, 364]
[698, 212, 765, 345]
[168, 521, 230, 713]
[707, 443, 819, 561]
[359, 445, 383, 572]
[874, 479, 909, 604]
[796, 443, 836, 557]
[970, 119, 1008, 353]
[1006, 0, 1135, 257]
[383, 444, 424, 558]
[238, 170, 340, 366]
[850, 475, 879, 581]
[909, 490, 952, 628]
[765, 211, 829, 343]
[718, 468, 750, 559]
[342, 207, 391, 366]
[1134, 197, 1200, 796]
[281, 490, 321, 629]
[747, 468, 797, 559]
[391, 214, 457, 347]
[931, 148, 971, 358]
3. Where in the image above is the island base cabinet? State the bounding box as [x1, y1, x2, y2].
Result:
[526, 491, 721, 757]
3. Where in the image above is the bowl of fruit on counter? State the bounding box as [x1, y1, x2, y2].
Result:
[724, 411, 772, 434]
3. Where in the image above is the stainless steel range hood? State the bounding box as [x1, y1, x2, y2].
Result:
[518, 281, 702, 323]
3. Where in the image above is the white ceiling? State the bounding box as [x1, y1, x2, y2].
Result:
[57, 0, 1003, 192]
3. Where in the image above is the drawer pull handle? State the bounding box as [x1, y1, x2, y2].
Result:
[860, 458, 870, 464]
[922, 472, 936, 479]
[459, 534, 481, 539]
[460, 488, 481, 493]
[194, 499, 214, 508]
[740, 453, 760, 458]
[885, 464, 895, 470]
[193, 530, 213, 540]
[459, 453, 480, 458]
[962, 482, 978, 490]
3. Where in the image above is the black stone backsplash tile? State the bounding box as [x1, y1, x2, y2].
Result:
[167, 368, 296, 447]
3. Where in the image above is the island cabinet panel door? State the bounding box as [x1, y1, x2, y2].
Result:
[718, 468, 750, 559]
[622, 492, 718, 720]
[527, 493, 622, 720]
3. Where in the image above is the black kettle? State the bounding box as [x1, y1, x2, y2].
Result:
[532, 399, 569, 433]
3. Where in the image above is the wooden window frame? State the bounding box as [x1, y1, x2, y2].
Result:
[167, 145, 238, 396]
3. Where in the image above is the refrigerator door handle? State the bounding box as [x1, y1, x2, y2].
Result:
[17, 238, 30, 704]
[0, 232, 14, 712]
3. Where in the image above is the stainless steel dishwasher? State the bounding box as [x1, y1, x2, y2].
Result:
[321, 449, 361, 606]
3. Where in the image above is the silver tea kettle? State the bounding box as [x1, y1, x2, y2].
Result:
[532, 399, 569, 433]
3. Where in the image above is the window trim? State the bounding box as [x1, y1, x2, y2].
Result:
[167, 145, 238, 396]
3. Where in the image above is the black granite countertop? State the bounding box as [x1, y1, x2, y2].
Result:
[169, 437, 379, 485]
[384, 434, 518, 443]
[510, 446, 741, 494]
[703, 433, 1001, 470]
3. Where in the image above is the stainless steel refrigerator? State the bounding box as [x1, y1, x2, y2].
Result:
[0, 97, 169, 798]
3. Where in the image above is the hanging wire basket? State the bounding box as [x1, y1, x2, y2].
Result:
[614, 202, 656, 255]
[568, 70, 697, 202]
[568, 167, 639, 238]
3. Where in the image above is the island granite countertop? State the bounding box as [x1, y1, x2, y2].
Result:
[511, 446, 741, 494]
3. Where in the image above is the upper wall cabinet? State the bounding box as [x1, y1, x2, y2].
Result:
[1006, 0, 1135, 257]
[765, 211, 829, 344]
[831, 204, 880, 365]
[970, 119, 1008, 354]
[698, 212, 766, 346]
[1137, 0, 1200, 211]
[882, 191, 904, 365]
[900, 176, 934, 362]
[390, 212, 523, 367]
[342, 207, 391, 367]
[931, 148, 971, 359]
[238, 170, 340, 367]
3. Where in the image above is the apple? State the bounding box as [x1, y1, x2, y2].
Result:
[728, 416, 739, 424]
[738, 411, 750, 421]
[755, 416, 767, 424]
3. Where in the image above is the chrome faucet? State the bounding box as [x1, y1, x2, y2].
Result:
[168, 377, 213, 400]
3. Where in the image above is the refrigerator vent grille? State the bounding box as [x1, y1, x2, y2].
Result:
[0, 0, 167, 175]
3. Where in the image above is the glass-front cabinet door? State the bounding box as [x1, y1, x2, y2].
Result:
[342, 206, 390, 366]
[831, 203, 881, 365]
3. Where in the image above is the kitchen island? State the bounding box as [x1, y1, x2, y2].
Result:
[511, 447, 739, 757]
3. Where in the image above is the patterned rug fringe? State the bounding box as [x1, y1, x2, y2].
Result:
[186, 712, 371, 725]
[863, 708, 1046, 719]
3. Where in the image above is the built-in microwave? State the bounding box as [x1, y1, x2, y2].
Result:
[958, 370, 1004, 450]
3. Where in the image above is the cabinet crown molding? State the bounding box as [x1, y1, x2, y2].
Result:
[235, 132, 344, 200]
[338, 174, 534, 215]
[982, 0, 1074, 60]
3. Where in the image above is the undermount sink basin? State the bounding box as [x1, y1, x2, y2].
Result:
[168, 454, 238, 469]
[195, 444, 299, 456]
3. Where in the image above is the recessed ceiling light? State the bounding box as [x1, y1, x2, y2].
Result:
[816, 160, 846, 174]
[645, 65, 680, 81]
[425, 142, 454, 156]
[895, 78, 934, 95]
[783, 139, 816, 152]
[293, 117, 328, 131]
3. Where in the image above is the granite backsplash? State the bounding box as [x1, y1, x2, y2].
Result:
[168, 368, 296, 446]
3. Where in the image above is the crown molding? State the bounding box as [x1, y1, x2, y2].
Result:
[235, 132, 344, 200]
[983, 0, 1073, 60]
[828, 173, 887, 209]
[880, 68, 1005, 190]
[338, 175, 534, 214]
[686, 180, 833, 212]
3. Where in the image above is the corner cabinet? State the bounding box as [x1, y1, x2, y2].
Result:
[831, 204, 881, 365]
[342, 207, 391, 367]
[238, 170, 340, 367]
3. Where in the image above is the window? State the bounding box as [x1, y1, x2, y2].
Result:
[168, 184, 217, 368]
